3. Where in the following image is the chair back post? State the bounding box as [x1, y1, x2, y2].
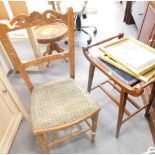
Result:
[0, 26, 33, 92]
[0, 8, 75, 91]
[67, 7, 75, 79]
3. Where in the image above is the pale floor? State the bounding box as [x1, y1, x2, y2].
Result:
[9, 1, 154, 154]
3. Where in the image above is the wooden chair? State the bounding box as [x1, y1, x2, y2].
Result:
[0, 8, 100, 153]
[82, 33, 155, 138]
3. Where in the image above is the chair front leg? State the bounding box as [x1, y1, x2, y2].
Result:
[91, 111, 99, 143]
[116, 91, 128, 138]
[88, 63, 95, 92]
[36, 134, 49, 153]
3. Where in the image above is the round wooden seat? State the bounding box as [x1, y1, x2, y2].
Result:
[34, 23, 68, 66]
[35, 23, 67, 44]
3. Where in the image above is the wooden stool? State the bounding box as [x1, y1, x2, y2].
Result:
[34, 23, 68, 66]
[83, 33, 155, 138]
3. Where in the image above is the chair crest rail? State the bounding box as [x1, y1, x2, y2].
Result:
[0, 10, 67, 33]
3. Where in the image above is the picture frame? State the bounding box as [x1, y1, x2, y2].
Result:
[99, 54, 155, 82]
[99, 37, 155, 76]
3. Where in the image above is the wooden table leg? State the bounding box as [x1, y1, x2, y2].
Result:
[116, 91, 128, 138]
[88, 63, 95, 92]
[145, 83, 155, 116]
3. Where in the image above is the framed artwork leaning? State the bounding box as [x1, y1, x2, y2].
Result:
[99, 54, 155, 82]
[99, 37, 155, 77]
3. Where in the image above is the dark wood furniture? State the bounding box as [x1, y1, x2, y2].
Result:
[83, 33, 155, 137]
[138, 2, 155, 144]
[123, 1, 155, 45]
[138, 2, 155, 47]
[123, 1, 135, 25]
[124, 1, 155, 143]
[123, 1, 148, 32]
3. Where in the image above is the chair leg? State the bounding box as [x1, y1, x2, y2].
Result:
[87, 63, 95, 92]
[145, 83, 155, 117]
[36, 134, 49, 153]
[116, 91, 128, 138]
[91, 112, 99, 143]
[81, 29, 92, 44]
[81, 26, 97, 34]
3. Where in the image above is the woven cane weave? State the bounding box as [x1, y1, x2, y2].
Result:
[31, 79, 100, 131]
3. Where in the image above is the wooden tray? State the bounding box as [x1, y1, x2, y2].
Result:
[99, 54, 155, 82]
[99, 37, 155, 76]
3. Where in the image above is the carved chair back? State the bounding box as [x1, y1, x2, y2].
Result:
[0, 8, 74, 92]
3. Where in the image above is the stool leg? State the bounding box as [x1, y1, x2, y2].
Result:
[116, 91, 128, 138]
[43, 44, 52, 56]
[43, 43, 54, 67]
[145, 83, 155, 116]
[88, 63, 95, 92]
[53, 43, 64, 53]
[53, 43, 68, 62]
[91, 112, 99, 143]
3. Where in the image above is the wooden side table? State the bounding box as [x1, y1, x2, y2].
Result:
[34, 23, 68, 65]
[83, 33, 155, 137]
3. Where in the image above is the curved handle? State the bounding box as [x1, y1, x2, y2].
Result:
[136, 77, 155, 92]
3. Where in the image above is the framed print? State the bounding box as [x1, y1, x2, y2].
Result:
[99, 37, 155, 76]
[99, 54, 155, 82]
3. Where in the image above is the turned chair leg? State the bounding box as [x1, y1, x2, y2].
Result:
[36, 134, 49, 153]
[116, 91, 128, 138]
[145, 83, 155, 117]
[91, 112, 99, 143]
[88, 63, 95, 93]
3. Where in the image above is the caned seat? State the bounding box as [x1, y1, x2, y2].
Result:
[31, 79, 100, 132]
